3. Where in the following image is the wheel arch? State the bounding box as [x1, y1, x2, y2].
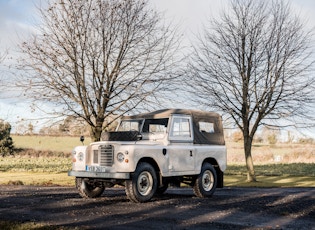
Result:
[137, 157, 161, 174]
[202, 158, 224, 188]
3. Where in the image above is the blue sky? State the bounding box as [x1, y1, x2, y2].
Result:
[0, 0, 315, 136]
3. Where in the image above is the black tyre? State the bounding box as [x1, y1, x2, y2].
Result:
[75, 178, 105, 198]
[193, 163, 217, 198]
[125, 162, 157, 203]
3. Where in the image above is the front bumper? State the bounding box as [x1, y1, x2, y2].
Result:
[68, 170, 130, 179]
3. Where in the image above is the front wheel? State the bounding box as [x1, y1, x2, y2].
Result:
[125, 162, 157, 203]
[193, 163, 217, 198]
[75, 178, 105, 198]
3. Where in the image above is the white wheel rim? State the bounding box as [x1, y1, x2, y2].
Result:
[137, 171, 153, 196]
[202, 170, 214, 191]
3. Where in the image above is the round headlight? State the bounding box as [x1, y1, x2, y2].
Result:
[117, 152, 125, 162]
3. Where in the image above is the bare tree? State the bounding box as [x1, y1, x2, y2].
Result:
[0, 44, 8, 78]
[18, 0, 181, 141]
[0, 44, 8, 99]
[0, 50, 6, 64]
[188, 0, 315, 181]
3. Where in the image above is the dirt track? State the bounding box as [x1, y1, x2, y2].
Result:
[0, 185, 314, 229]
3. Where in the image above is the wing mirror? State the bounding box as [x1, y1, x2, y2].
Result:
[80, 136, 85, 145]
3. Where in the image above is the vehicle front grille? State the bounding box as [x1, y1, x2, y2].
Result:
[99, 145, 114, 166]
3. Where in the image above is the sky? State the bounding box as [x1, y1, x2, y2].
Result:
[1, 0, 315, 136]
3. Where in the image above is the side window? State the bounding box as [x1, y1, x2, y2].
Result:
[199, 121, 215, 133]
[169, 116, 193, 141]
[142, 118, 168, 133]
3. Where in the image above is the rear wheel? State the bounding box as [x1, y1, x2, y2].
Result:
[75, 178, 105, 198]
[125, 162, 157, 202]
[193, 163, 217, 198]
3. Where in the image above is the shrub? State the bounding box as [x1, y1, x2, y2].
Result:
[297, 137, 314, 144]
[267, 133, 277, 145]
[0, 120, 14, 156]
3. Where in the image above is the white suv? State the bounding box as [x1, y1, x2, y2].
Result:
[69, 109, 226, 202]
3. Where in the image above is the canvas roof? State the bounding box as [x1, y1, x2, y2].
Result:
[122, 109, 221, 120]
[123, 109, 225, 145]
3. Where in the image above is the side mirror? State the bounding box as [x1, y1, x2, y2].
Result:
[80, 136, 85, 145]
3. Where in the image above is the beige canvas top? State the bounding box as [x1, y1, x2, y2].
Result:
[123, 109, 225, 145]
[123, 109, 219, 120]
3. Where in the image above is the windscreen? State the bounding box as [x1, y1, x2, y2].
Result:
[117, 120, 143, 132]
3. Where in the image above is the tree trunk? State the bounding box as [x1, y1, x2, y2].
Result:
[90, 118, 104, 142]
[244, 136, 257, 182]
[90, 126, 102, 142]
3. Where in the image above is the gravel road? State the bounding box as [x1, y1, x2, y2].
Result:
[0, 185, 314, 229]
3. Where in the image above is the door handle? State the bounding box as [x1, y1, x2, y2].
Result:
[190, 150, 193, 157]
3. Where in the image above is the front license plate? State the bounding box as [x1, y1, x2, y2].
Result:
[86, 165, 107, 172]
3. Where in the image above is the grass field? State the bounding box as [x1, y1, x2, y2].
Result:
[0, 135, 314, 187]
[12, 135, 92, 153]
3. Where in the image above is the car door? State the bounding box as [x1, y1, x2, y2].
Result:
[167, 115, 195, 174]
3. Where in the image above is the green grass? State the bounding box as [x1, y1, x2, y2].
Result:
[12, 135, 91, 153]
[0, 172, 74, 186]
[226, 163, 315, 176]
[224, 163, 315, 187]
[224, 175, 315, 187]
[0, 157, 71, 172]
[0, 155, 74, 186]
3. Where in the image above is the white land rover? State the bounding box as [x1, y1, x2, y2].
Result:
[68, 109, 227, 202]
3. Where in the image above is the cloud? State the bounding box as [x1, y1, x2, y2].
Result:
[0, 0, 40, 48]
